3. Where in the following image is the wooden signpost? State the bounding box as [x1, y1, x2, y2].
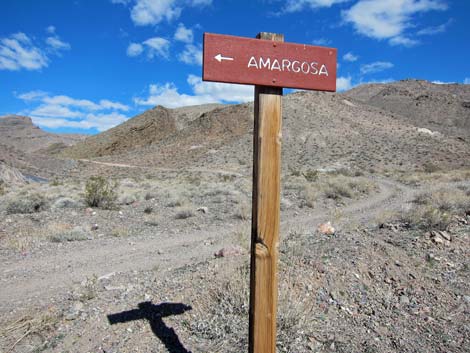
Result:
[203, 32, 337, 353]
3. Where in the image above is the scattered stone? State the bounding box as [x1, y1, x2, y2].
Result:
[65, 301, 84, 321]
[98, 272, 116, 281]
[318, 222, 335, 235]
[119, 194, 138, 205]
[400, 295, 410, 305]
[53, 197, 80, 209]
[197, 207, 209, 214]
[214, 245, 245, 258]
[91, 224, 99, 231]
[439, 231, 451, 241]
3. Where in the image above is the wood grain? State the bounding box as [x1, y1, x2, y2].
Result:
[249, 32, 284, 353]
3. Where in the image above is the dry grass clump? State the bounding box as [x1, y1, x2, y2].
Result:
[300, 184, 317, 208]
[48, 226, 88, 243]
[396, 187, 469, 231]
[6, 192, 48, 214]
[235, 201, 251, 220]
[323, 176, 375, 201]
[395, 168, 470, 186]
[187, 265, 250, 352]
[0, 307, 62, 352]
[188, 251, 317, 352]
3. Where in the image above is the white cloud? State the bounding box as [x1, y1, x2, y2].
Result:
[127, 37, 170, 59]
[312, 38, 332, 46]
[336, 76, 353, 91]
[17, 91, 130, 132]
[134, 74, 253, 108]
[46, 26, 56, 34]
[130, 0, 181, 26]
[178, 44, 202, 65]
[0, 29, 70, 71]
[342, 0, 447, 46]
[190, 0, 212, 5]
[463, 78, 470, 85]
[360, 61, 394, 74]
[0, 33, 48, 71]
[45, 36, 71, 52]
[31, 104, 83, 119]
[389, 35, 419, 47]
[31, 112, 128, 132]
[174, 23, 194, 43]
[143, 37, 170, 59]
[284, 0, 350, 12]
[343, 52, 358, 62]
[115, 0, 212, 26]
[127, 42, 144, 57]
[417, 19, 452, 35]
[188, 75, 253, 102]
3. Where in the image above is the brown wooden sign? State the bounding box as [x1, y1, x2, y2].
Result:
[203, 32, 337, 91]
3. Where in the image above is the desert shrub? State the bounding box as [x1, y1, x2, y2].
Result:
[324, 178, 354, 200]
[187, 265, 250, 351]
[84, 176, 118, 209]
[144, 206, 153, 214]
[49, 227, 88, 242]
[175, 208, 194, 219]
[400, 205, 452, 231]
[300, 185, 317, 208]
[0, 180, 5, 196]
[144, 191, 157, 200]
[423, 162, 440, 173]
[302, 169, 318, 182]
[6, 193, 48, 214]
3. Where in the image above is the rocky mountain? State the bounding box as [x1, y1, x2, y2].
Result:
[0, 115, 85, 154]
[62, 104, 221, 159]
[62, 81, 470, 174]
[345, 79, 470, 139]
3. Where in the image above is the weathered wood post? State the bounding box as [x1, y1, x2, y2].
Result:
[249, 32, 284, 353]
[202, 31, 336, 353]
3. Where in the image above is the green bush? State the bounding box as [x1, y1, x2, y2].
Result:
[84, 176, 118, 209]
[6, 193, 48, 214]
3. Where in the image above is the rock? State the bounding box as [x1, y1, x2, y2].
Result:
[197, 207, 209, 214]
[429, 231, 444, 244]
[317, 221, 335, 235]
[119, 194, 138, 205]
[65, 301, 84, 321]
[400, 295, 410, 305]
[91, 224, 99, 231]
[98, 272, 116, 281]
[214, 245, 245, 258]
[439, 231, 451, 241]
[280, 198, 293, 211]
[53, 197, 80, 209]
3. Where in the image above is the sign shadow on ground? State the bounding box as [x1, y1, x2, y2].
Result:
[107, 301, 192, 353]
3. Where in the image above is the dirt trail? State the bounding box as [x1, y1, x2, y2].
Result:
[78, 159, 244, 177]
[0, 177, 416, 310]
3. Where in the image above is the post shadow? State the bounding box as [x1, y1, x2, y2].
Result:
[107, 301, 192, 353]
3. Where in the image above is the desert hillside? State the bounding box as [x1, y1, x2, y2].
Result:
[62, 80, 470, 175]
[0, 115, 85, 154]
[345, 79, 470, 139]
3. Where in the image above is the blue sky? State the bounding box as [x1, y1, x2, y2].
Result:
[1, 0, 469, 134]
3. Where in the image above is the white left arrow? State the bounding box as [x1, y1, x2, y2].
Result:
[214, 54, 234, 62]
